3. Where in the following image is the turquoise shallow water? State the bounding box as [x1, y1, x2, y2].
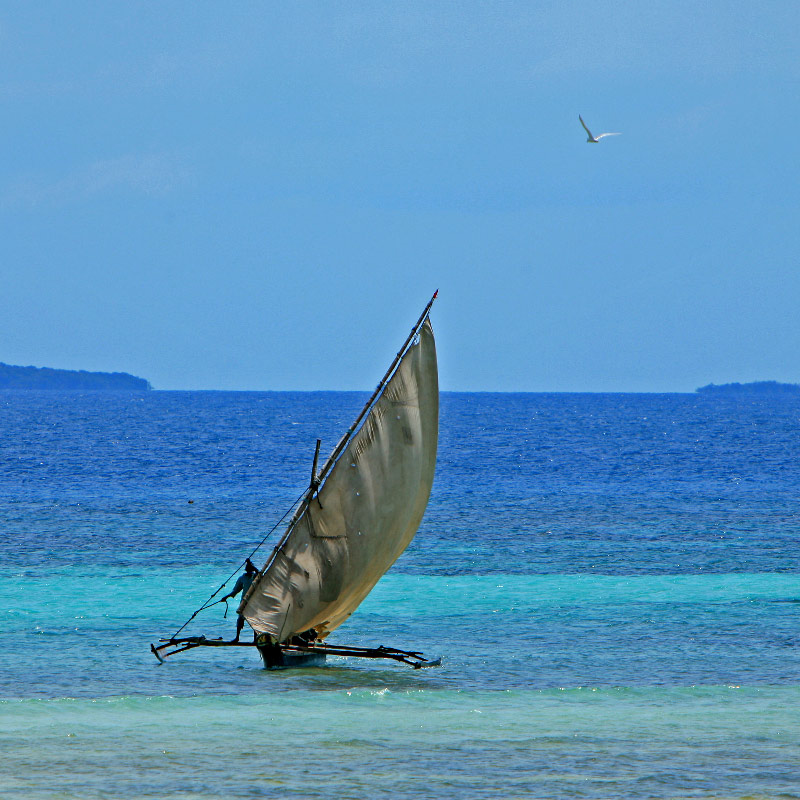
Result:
[2, 391, 800, 797]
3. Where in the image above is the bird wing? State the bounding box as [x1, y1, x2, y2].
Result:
[595, 132, 621, 139]
[578, 115, 594, 139]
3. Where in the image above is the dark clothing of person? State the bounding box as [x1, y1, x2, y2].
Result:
[224, 568, 257, 641]
[229, 572, 255, 607]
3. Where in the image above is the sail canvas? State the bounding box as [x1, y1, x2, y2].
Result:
[241, 319, 438, 641]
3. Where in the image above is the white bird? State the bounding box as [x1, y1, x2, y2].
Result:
[579, 115, 621, 143]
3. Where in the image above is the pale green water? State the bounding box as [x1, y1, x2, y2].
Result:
[3, 686, 799, 799]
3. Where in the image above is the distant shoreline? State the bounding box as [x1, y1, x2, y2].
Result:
[6, 389, 797, 397]
[695, 381, 800, 397]
[1, 369, 797, 396]
[0, 362, 151, 391]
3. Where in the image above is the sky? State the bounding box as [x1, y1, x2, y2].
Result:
[1, 1, 798, 392]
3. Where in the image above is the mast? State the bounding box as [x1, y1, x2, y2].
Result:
[317, 289, 438, 485]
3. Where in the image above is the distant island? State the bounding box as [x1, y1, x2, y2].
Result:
[696, 381, 800, 397]
[0, 362, 151, 391]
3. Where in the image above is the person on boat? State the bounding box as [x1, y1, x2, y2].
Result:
[290, 628, 318, 646]
[221, 559, 259, 642]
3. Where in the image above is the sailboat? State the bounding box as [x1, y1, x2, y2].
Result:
[152, 292, 441, 669]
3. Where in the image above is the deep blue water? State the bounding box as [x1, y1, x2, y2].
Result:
[2, 391, 800, 798]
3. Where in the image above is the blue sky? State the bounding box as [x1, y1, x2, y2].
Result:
[1, 2, 798, 391]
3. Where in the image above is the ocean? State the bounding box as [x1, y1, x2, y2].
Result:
[2, 390, 799, 799]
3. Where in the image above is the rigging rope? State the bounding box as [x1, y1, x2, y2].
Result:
[169, 486, 309, 640]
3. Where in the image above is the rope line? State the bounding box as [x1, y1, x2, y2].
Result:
[170, 486, 309, 639]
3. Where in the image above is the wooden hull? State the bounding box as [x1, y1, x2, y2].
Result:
[258, 644, 327, 669]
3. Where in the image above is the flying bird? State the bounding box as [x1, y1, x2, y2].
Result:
[579, 115, 621, 143]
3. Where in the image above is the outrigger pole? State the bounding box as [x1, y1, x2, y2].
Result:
[152, 637, 441, 669]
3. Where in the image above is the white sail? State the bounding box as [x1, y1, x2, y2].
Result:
[241, 318, 438, 642]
